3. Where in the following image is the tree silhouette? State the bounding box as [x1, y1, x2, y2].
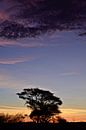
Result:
[17, 88, 62, 123]
[58, 116, 67, 124]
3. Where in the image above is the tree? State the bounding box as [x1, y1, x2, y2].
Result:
[17, 88, 62, 123]
[58, 116, 67, 124]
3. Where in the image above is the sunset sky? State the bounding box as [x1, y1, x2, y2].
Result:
[0, 0, 86, 122]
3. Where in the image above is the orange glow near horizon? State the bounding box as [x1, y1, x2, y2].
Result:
[61, 108, 86, 122]
[0, 106, 86, 122]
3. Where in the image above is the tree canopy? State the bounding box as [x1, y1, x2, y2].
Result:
[17, 88, 62, 123]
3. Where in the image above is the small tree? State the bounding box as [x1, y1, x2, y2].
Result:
[58, 116, 67, 124]
[17, 88, 62, 123]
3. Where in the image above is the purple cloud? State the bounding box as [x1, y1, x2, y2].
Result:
[60, 72, 80, 76]
[0, 0, 86, 39]
[0, 55, 34, 64]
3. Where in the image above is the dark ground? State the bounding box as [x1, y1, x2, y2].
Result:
[0, 122, 86, 130]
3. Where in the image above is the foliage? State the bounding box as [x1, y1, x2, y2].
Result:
[17, 88, 62, 123]
[58, 116, 67, 123]
[0, 113, 24, 123]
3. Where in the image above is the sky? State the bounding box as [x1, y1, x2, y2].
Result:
[0, 0, 86, 122]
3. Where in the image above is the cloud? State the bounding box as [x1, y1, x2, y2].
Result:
[61, 108, 86, 122]
[61, 108, 86, 114]
[0, 105, 23, 110]
[0, 39, 43, 48]
[0, 55, 34, 64]
[0, 39, 16, 47]
[0, 105, 29, 115]
[60, 72, 80, 76]
[0, 11, 9, 20]
[0, 0, 86, 39]
[0, 34, 63, 48]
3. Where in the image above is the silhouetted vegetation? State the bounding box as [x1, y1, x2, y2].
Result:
[58, 116, 68, 123]
[0, 113, 24, 124]
[0, 113, 86, 130]
[17, 88, 62, 123]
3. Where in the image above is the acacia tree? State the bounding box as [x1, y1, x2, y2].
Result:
[17, 88, 62, 123]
